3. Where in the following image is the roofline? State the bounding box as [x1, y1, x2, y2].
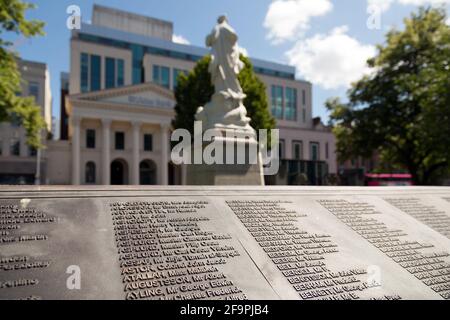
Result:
[17, 58, 47, 69]
[92, 4, 173, 29]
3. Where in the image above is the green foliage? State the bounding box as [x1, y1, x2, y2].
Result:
[0, 0, 45, 148]
[172, 55, 276, 142]
[327, 7, 450, 185]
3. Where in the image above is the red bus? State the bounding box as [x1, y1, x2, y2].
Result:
[365, 173, 413, 186]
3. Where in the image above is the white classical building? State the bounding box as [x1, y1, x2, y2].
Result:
[46, 5, 336, 186]
[0, 59, 52, 184]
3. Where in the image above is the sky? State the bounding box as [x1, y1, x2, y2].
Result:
[9, 0, 450, 132]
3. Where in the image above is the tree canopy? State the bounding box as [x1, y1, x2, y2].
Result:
[172, 55, 276, 141]
[0, 0, 45, 148]
[327, 7, 450, 185]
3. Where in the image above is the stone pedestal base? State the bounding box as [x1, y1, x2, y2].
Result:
[186, 128, 264, 186]
[187, 163, 264, 185]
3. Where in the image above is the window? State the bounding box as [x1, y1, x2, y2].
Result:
[279, 139, 285, 159]
[85, 162, 96, 184]
[29, 146, 37, 157]
[131, 44, 145, 85]
[271, 85, 283, 119]
[302, 109, 306, 123]
[117, 59, 124, 87]
[152, 65, 159, 83]
[153, 65, 170, 89]
[292, 141, 303, 160]
[326, 142, 329, 159]
[302, 89, 306, 106]
[90, 54, 101, 91]
[144, 134, 153, 152]
[10, 139, 20, 156]
[105, 57, 116, 89]
[28, 82, 39, 101]
[285, 87, 297, 121]
[310, 142, 320, 161]
[86, 129, 96, 149]
[80, 53, 89, 93]
[115, 132, 125, 150]
[173, 69, 188, 89]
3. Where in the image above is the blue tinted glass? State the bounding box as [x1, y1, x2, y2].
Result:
[90, 55, 101, 91]
[131, 44, 144, 84]
[81, 53, 89, 93]
[285, 87, 297, 121]
[117, 59, 124, 87]
[105, 57, 116, 89]
[161, 67, 170, 89]
[271, 85, 283, 120]
[153, 65, 160, 83]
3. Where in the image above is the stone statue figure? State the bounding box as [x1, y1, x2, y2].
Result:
[196, 15, 253, 131]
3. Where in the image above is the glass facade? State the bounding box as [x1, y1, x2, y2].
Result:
[81, 53, 89, 93]
[153, 65, 170, 89]
[105, 57, 116, 89]
[90, 54, 101, 91]
[117, 59, 124, 87]
[285, 87, 297, 121]
[77, 32, 296, 88]
[131, 44, 145, 84]
[271, 85, 283, 120]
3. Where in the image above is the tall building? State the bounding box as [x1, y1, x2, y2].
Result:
[0, 59, 52, 184]
[49, 4, 336, 185]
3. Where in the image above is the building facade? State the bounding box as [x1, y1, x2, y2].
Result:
[48, 4, 336, 186]
[0, 59, 52, 184]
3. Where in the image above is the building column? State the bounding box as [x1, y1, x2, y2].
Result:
[131, 121, 141, 185]
[102, 119, 112, 185]
[160, 123, 170, 186]
[71, 116, 81, 185]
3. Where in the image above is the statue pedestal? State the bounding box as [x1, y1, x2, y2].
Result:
[186, 127, 264, 186]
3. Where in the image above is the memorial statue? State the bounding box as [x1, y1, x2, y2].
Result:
[196, 15, 253, 131]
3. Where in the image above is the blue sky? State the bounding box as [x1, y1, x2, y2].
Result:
[10, 0, 450, 129]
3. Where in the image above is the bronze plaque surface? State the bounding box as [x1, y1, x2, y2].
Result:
[1, 186, 449, 300]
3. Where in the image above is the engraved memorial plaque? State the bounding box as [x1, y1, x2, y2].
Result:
[1, 186, 449, 300]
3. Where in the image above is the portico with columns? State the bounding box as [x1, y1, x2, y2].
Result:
[66, 82, 178, 186]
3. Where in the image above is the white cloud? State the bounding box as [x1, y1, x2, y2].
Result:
[286, 26, 376, 90]
[172, 34, 190, 45]
[368, 0, 450, 12]
[264, 0, 333, 44]
[238, 45, 249, 57]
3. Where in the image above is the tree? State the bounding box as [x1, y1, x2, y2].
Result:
[172, 55, 276, 142]
[326, 7, 450, 185]
[0, 0, 45, 148]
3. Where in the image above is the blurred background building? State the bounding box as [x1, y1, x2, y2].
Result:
[4, 4, 337, 186]
[0, 59, 52, 184]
